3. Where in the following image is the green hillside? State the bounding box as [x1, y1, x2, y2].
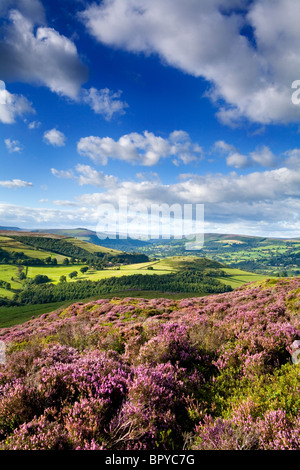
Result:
[0, 235, 67, 263]
[0, 232, 124, 260]
[0, 231, 148, 301]
[64, 237, 120, 255]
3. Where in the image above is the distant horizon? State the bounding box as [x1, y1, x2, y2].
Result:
[1, 224, 299, 241]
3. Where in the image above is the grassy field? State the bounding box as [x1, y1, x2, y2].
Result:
[219, 268, 270, 288]
[25, 260, 175, 283]
[0, 260, 176, 298]
[0, 265, 23, 298]
[0, 268, 272, 329]
[0, 301, 72, 328]
[64, 237, 120, 255]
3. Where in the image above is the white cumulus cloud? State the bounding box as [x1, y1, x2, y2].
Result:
[226, 152, 249, 169]
[81, 87, 128, 121]
[0, 7, 88, 98]
[51, 168, 74, 179]
[77, 130, 202, 166]
[51, 164, 118, 188]
[0, 179, 32, 188]
[44, 129, 66, 147]
[0, 80, 34, 124]
[214, 140, 278, 169]
[80, 0, 300, 125]
[4, 138, 22, 153]
[3, 153, 300, 236]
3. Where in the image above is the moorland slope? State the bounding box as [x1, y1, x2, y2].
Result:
[0, 277, 300, 450]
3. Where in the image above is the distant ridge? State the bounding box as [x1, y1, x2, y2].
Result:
[0, 226, 22, 231]
[31, 228, 149, 249]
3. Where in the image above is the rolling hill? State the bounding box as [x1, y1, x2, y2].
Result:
[0, 231, 149, 300]
[32, 227, 149, 250]
[0, 226, 22, 231]
[0, 230, 124, 263]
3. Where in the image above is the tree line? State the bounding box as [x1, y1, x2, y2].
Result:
[14, 270, 232, 305]
[0, 237, 149, 268]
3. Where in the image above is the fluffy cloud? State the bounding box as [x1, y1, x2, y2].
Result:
[77, 130, 202, 166]
[214, 140, 278, 169]
[0, 2, 130, 121]
[0, 179, 32, 188]
[213, 140, 237, 154]
[4, 138, 22, 153]
[54, 157, 300, 236]
[0, 80, 34, 124]
[51, 164, 118, 188]
[225, 152, 249, 169]
[76, 164, 118, 187]
[51, 168, 74, 179]
[44, 129, 66, 147]
[3, 154, 300, 235]
[1, 197, 299, 237]
[0, 0, 45, 23]
[81, 88, 128, 121]
[250, 146, 277, 167]
[80, 0, 300, 125]
[28, 120, 41, 130]
[73, 152, 300, 215]
[175, 166, 300, 204]
[0, 6, 87, 98]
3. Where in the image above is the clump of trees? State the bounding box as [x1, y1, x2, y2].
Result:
[0, 280, 11, 290]
[68, 271, 78, 279]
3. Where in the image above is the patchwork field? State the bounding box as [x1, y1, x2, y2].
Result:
[25, 261, 175, 283]
[5, 258, 268, 285]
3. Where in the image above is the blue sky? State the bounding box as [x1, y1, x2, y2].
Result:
[1, 0, 300, 237]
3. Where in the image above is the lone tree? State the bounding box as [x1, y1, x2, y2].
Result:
[33, 274, 51, 284]
[69, 271, 78, 279]
[80, 266, 89, 274]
